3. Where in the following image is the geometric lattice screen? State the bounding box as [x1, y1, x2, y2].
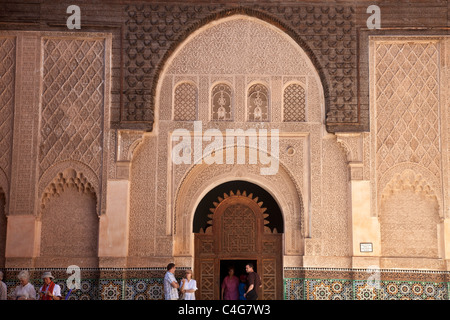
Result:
[283, 83, 306, 122]
[173, 82, 198, 121]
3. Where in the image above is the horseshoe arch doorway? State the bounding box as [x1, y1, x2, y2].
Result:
[193, 180, 284, 300]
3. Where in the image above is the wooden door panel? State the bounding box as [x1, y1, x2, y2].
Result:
[262, 258, 277, 300]
[198, 258, 215, 300]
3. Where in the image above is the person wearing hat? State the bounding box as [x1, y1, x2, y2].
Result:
[39, 272, 61, 300]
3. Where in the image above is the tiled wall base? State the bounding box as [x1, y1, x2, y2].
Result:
[284, 268, 450, 300]
[5, 277, 165, 300]
[3, 268, 450, 300]
[284, 278, 448, 300]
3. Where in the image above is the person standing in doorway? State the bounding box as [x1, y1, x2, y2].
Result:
[244, 263, 261, 300]
[164, 263, 179, 300]
[221, 266, 239, 300]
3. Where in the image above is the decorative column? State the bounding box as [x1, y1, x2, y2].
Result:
[336, 133, 381, 269]
[5, 32, 41, 268]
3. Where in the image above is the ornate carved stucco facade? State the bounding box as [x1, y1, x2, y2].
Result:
[0, 1, 449, 300]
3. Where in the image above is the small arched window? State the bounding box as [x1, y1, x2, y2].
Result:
[173, 82, 198, 121]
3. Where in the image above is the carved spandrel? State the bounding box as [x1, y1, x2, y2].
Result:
[122, 4, 358, 129]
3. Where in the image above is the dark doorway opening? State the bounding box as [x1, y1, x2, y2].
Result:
[220, 259, 257, 300]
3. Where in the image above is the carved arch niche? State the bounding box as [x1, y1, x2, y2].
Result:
[380, 169, 442, 260]
[174, 158, 304, 259]
[37, 167, 99, 267]
[211, 82, 233, 121]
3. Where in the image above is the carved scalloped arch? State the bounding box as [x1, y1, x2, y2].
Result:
[172, 145, 305, 256]
[38, 160, 99, 217]
[380, 166, 442, 219]
[174, 144, 304, 233]
[203, 190, 273, 234]
[152, 10, 329, 126]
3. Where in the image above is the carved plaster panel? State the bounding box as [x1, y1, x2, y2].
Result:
[0, 36, 15, 203]
[38, 33, 112, 216]
[370, 37, 448, 219]
[380, 169, 441, 259]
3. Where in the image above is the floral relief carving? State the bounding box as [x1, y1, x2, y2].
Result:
[40, 38, 106, 179]
[374, 42, 440, 177]
[380, 169, 441, 258]
[372, 39, 445, 220]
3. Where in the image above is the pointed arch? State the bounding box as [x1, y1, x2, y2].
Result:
[173, 144, 304, 258]
[154, 11, 327, 129]
[152, 8, 329, 119]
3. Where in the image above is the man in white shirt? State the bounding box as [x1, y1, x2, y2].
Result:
[164, 263, 179, 300]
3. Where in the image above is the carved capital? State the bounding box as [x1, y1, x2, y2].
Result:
[335, 133, 363, 164]
[336, 133, 364, 181]
[348, 162, 364, 181]
[115, 130, 145, 180]
[117, 130, 145, 163]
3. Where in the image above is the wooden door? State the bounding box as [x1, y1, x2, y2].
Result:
[194, 190, 282, 300]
